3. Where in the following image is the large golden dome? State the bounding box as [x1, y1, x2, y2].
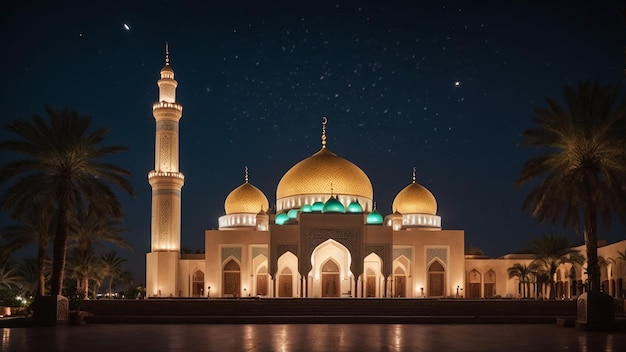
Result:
[276, 148, 373, 200]
[392, 181, 437, 215]
[224, 181, 269, 215]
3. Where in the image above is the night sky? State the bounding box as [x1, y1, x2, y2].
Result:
[2, 1, 626, 283]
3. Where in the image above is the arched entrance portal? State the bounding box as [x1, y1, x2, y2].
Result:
[310, 239, 352, 298]
[322, 260, 340, 297]
[222, 259, 241, 297]
[428, 261, 445, 297]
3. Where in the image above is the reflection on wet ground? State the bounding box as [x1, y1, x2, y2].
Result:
[2, 323, 625, 352]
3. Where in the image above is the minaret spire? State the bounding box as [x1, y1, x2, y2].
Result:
[412, 167, 416, 183]
[165, 41, 170, 65]
[321, 116, 328, 149]
[245, 166, 249, 183]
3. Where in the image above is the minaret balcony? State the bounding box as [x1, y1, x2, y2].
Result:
[153, 101, 182, 112]
[148, 170, 185, 180]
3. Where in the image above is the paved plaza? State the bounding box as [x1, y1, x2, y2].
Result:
[2, 323, 625, 352]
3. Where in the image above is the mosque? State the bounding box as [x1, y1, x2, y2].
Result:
[145, 51, 626, 300]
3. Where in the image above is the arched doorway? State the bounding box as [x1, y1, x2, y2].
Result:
[222, 259, 240, 297]
[364, 252, 383, 298]
[322, 260, 340, 297]
[279, 267, 293, 297]
[277, 251, 298, 297]
[428, 261, 445, 297]
[365, 268, 377, 297]
[467, 269, 481, 298]
[256, 266, 268, 296]
[394, 267, 406, 297]
[191, 270, 204, 297]
[484, 270, 496, 298]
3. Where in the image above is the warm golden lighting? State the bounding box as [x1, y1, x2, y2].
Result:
[224, 182, 269, 215]
[276, 148, 373, 210]
[392, 181, 437, 215]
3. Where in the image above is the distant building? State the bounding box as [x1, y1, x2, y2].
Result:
[145, 50, 626, 299]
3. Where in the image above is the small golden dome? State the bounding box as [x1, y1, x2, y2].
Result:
[276, 148, 373, 201]
[225, 182, 269, 215]
[392, 181, 437, 215]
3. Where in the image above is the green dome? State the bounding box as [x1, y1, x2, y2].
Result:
[366, 209, 384, 225]
[311, 201, 325, 212]
[323, 197, 345, 213]
[347, 200, 363, 213]
[275, 212, 289, 225]
[287, 208, 299, 219]
[301, 204, 313, 213]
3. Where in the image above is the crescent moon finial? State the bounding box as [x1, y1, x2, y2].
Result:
[321, 116, 328, 149]
[165, 42, 170, 65]
[412, 167, 416, 183]
[245, 166, 249, 183]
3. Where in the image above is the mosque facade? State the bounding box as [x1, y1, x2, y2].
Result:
[145, 53, 626, 300]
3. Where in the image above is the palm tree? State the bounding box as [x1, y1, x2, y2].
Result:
[526, 234, 584, 299]
[532, 268, 551, 300]
[516, 80, 626, 294]
[0, 254, 22, 290]
[17, 257, 51, 297]
[66, 247, 103, 299]
[100, 251, 127, 298]
[0, 107, 135, 296]
[507, 263, 534, 298]
[69, 207, 130, 252]
[0, 203, 54, 296]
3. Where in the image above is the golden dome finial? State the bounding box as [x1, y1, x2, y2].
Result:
[330, 182, 334, 197]
[165, 42, 170, 65]
[412, 167, 416, 183]
[321, 116, 328, 149]
[245, 166, 249, 183]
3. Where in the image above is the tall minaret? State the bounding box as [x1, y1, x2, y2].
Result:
[146, 43, 184, 297]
